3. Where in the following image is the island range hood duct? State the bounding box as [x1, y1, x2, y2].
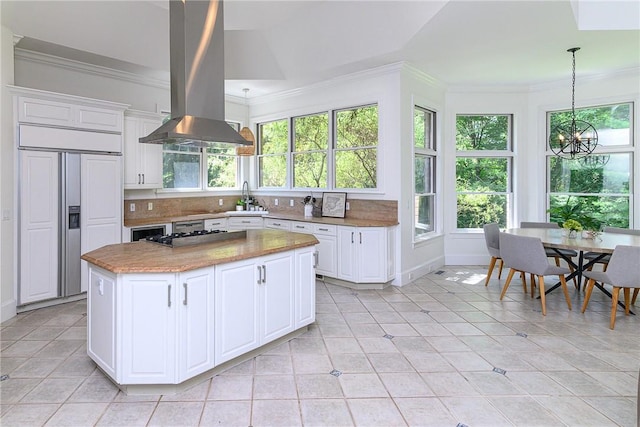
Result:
[140, 0, 250, 147]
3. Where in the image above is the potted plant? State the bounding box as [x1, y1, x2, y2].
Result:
[236, 199, 244, 211]
[302, 195, 316, 217]
[562, 219, 583, 238]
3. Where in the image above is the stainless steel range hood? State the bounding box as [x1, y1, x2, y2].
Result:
[140, 0, 250, 147]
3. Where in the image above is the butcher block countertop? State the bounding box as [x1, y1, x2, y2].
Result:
[125, 212, 398, 228]
[82, 229, 318, 274]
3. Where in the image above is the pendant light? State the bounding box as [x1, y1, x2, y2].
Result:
[548, 47, 598, 160]
[236, 88, 255, 156]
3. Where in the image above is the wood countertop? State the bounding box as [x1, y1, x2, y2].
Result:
[82, 229, 318, 274]
[124, 212, 398, 228]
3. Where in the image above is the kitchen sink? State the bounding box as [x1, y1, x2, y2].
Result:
[225, 211, 269, 216]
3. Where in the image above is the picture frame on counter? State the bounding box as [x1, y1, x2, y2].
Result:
[321, 192, 347, 218]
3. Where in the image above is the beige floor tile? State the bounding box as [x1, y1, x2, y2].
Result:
[147, 401, 203, 427]
[394, 397, 458, 426]
[251, 399, 302, 426]
[440, 396, 512, 426]
[55, 326, 86, 340]
[44, 402, 108, 426]
[324, 337, 363, 354]
[20, 377, 84, 403]
[10, 358, 64, 378]
[338, 373, 388, 398]
[68, 374, 119, 403]
[535, 396, 618, 426]
[22, 327, 65, 341]
[318, 323, 353, 337]
[584, 371, 638, 396]
[546, 371, 619, 396]
[503, 371, 572, 396]
[367, 353, 415, 373]
[0, 326, 36, 341]
[420, 372, 481, 397]
[253, 374, 297, 399]
[423, 335, 470, 352]
[403, 351, 455, 373]
[329, 353, 374, 373]
[200, 400, 251, 426]
[208, 375, 253, 400]
[296, 373, 343, 398]
[379, 372, 434, 398]
[1, 340, 49, 357]
[291, 353, 332, 374]
[300, 399, 354, 427]
[289, 337, 327, 354]
[440, 351, 494, 372]
[463, 371, 525, 396]
[254, 354, 293, 375]
[35, 340, 84, 358]
[0, 403, 59, 427]
[486, 396, 563, 426]
[582, 396, 637, 427]
[43, 314, 84, 327]
[96, 402, 156, 427]
[348, 323, 384, 337]
[347, 398, 406, 426]
[476, 351, 535, 371]
[357, 337, 399, 353]
[49, 355, 97, 377]
[0, 378, 42, 403]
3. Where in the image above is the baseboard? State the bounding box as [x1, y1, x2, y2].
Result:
[445, 254, 488, 266]
[393, 255, 445, 286]
[1, 298, 17, 323]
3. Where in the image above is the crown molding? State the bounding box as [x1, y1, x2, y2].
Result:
[14, 48, 170, 91]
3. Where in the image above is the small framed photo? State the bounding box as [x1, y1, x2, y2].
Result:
[321, 192, 347, 218]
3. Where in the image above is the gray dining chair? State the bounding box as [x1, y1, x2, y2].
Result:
[499, 232, 572, 316]
[483, 223, 503, 286]
[521, 221, 579, 287]
[581, 245, 640, 329]
[583, 227, 640, 272]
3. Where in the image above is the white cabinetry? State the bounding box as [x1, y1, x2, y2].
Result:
[19, 151, 59, 304]
[337, 226, 395, 284]
[264, 218, 291, 231]
[227, 216, 264, 230]
[204, 218, 227, 231]
[177, 268, 216, 381]
[123, 111, 163, 189]
[312, 224, 337, 277]
[81, 154, 122, 293]
[295, 246, 316, 328]
[87, 267, 117, 379]
[120, 273, 176, 384]
[214, 251, 294, 365]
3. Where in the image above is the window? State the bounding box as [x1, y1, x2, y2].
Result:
[293, 113, 328, 188]
[547, 102, 633, 229]
[258, 119, 288, 188]
[163, 122, 240, 190]
[455, 115, 513, 229]
[257, 104, 378, 190]
[414, 106, 437, 239]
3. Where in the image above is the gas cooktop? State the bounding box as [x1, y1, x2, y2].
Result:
[145, 229, 247, 248]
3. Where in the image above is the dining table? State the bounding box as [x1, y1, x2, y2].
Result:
[503, 227, 640, 311]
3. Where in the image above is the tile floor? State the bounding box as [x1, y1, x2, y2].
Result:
[1, 266, 638, 426]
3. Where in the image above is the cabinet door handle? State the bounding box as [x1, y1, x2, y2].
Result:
[295, 225, 304, 229]
[257, 265, 262, 284]
[351, 231, 354, 244]
[97, 278, 104, 296]
[314, 251, 318, 268]
[242, 220, 250, 224]
[359, 232, 362, 244]
[273, 222, 280, 226]
[142, 173, 145, 184]
[168, 284, 172, 307]
[137, 173, 141, 184]
[262, 265, 267, 283]
[183, 282, 188, 305]
[319, 228, 328, 231]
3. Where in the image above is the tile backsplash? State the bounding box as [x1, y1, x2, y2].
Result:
[124, 195, 397, 223]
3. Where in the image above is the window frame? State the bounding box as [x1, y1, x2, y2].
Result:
[546, 102, 634, 229]
[257, 103, 379, 192]
[413, 105, 437, 241]
[455, 114, 514, 230]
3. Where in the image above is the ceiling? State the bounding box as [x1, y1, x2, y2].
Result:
[3, 0, 639, 99]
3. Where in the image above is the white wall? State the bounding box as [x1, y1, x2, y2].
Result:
[1, 24, 16, 321]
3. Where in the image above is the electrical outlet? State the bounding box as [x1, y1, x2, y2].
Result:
[346, 202, 350, 210]
[219, 199, 223, 206]
[147, 202, 153, 210]
[274, 198, 279, 206]
[129, 203, 135, 212]
[289, 199, 294, 207]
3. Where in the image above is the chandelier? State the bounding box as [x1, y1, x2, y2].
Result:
[548, 47, 598, 160]
[236, 88, 256, 156]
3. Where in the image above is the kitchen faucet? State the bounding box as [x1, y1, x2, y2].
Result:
[242, 181, 250, 206]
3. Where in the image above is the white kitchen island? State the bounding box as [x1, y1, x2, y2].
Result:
[81, 229, 318, 395]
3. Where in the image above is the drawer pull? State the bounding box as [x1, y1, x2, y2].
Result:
[183, 282, 188, 305]
[319, 228, 329, 231]
[257, 266, 262, 284]
[168, 284, 172, 307]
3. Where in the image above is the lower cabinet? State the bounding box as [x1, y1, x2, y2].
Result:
[86, 245, 315, 386]
[337, 226, 395, 283]
[214, 251, 295, 365]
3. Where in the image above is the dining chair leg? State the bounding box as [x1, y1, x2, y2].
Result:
[485, 256, 497, 286]
[581, 278, 596, 313]
[560, 275, 572, 310]
[623, 288, 631, 315]
[529, 273, 535, 298]
[498, 259, 504, 280]
[500, 269, 516, 300]
[538, 276, 546, 316]
[610, 287, 621, 329]
[631, 288, 638, 305]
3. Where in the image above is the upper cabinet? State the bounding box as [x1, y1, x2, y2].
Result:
[124, 110, 163, 189]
